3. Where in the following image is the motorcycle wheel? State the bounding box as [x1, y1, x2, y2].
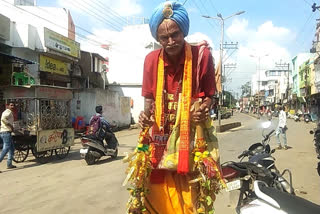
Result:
[85, 151, 96, 165]
[110, 148, 118, 159]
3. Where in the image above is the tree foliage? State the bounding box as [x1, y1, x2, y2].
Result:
[241, 81, 251, 97]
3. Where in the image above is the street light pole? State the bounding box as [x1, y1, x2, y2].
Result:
[203, 10, 245, 126]
[250, 53, 268, 117]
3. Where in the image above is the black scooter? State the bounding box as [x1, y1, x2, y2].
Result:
[80, 124, 118, 165]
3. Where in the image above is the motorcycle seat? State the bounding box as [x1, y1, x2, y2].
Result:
[222, 166, 239, 180]
[259, 182, 320, 214]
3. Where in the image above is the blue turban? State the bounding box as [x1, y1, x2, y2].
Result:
[149, 1, 189, 40]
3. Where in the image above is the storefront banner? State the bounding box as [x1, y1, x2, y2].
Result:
[35, 86, 73, 100]
[40, 55, 68, 75]
[44, 28, 80, 58]
[37, 128, 74, 152]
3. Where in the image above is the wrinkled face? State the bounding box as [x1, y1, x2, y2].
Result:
[157, 19, 185, 57]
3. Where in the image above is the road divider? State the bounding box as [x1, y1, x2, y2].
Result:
[216, 122, 242, 133]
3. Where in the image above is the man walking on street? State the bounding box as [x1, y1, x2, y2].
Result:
[276, 106, 288, 150]
[0, 101, 17, 171]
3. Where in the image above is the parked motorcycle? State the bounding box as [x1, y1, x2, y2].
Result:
[238, 180, 320, 214]
[80, 124, 119, 165]
[221, 121, 299, 213]
[293, 113, 301, 122]
[304, 113, 311, 123]
[272, 110, 279, 117]
[310, 125, 320, 176]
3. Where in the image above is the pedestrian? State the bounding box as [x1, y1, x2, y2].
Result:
[0, 101, 17, 171]
[276, 106, 288, 150]
[137, 1, 220, 213]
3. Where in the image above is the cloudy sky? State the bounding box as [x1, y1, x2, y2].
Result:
[37, 0, 318, 95]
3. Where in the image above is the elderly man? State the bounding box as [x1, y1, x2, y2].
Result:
[0, 101, 17, 171]
[138, 1, 217, 213]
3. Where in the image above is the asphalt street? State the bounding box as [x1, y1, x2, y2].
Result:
[0, 112, 318, 214]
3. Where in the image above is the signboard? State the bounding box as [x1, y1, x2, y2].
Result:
[2, 87, 35, 99]
[35, 86, 73, 100]
[44, 28, 80, 58]
[0, 14, 10, 41]
[40, 55, 68, 75]
[37, 128, 74, 152]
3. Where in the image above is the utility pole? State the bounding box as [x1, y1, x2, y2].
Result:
[223, 63, 237, 106]
[250, 54, 269, 116]
[202, 11, 245, 126]
[312, 3, 320, 12]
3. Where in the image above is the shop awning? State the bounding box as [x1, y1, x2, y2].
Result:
[0, 52, 37, 64]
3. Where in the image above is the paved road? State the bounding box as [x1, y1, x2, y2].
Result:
[0, 113, 318, 214]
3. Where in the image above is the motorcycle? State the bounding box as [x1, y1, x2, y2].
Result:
[221, 121, 299, 213]
[293, 113, 301, 122]
[80, 123, 119, 165]
[310, 124, 320, 176]
[304, 113, 311, 123]
[272, 110, 279, 117]
[238, 180, 320, 214]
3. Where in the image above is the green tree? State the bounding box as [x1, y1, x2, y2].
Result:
[241, 81, 251, 97]
[223, 91, 236, 108]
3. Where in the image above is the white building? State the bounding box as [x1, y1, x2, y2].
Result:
[251, 68, 292, 106]
[0, 0, 78, 86]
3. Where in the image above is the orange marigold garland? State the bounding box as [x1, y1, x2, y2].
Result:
[123, 128, 152, 214]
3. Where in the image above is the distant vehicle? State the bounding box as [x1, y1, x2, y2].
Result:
[210, 109, 217, 120]
[272, 110, 279, 117]
[221, 111, 232, 119]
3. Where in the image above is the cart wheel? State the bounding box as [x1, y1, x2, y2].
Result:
[55, 146, 70, 159]
[32, 147, 53, 164]
[13, 144, 29, 163]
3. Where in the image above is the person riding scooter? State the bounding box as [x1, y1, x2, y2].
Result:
[89, 106, 117, 151]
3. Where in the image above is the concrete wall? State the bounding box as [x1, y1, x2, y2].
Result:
[122, 87, 143, 124]
[71, 88, 131, 128]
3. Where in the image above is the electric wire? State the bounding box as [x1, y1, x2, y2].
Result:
[94, 0, 128, 25]
[65, 0, 122, 31]
[187, 0, 220, 36]
[77, 0, 127, 27]
[1, 0, 144, 59]
[294, 11, 317, 50]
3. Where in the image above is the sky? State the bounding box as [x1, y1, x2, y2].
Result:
[36, 0, 319, 96]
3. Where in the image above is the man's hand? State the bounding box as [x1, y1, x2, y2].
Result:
[191, 97, 212, 123]
[192, 104, 210, 123]
[138, 111, 155, 128]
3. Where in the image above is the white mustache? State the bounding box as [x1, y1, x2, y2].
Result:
[167, 45, 180, 49]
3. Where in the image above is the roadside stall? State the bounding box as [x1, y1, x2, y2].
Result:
[1, 85, 74, 163]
